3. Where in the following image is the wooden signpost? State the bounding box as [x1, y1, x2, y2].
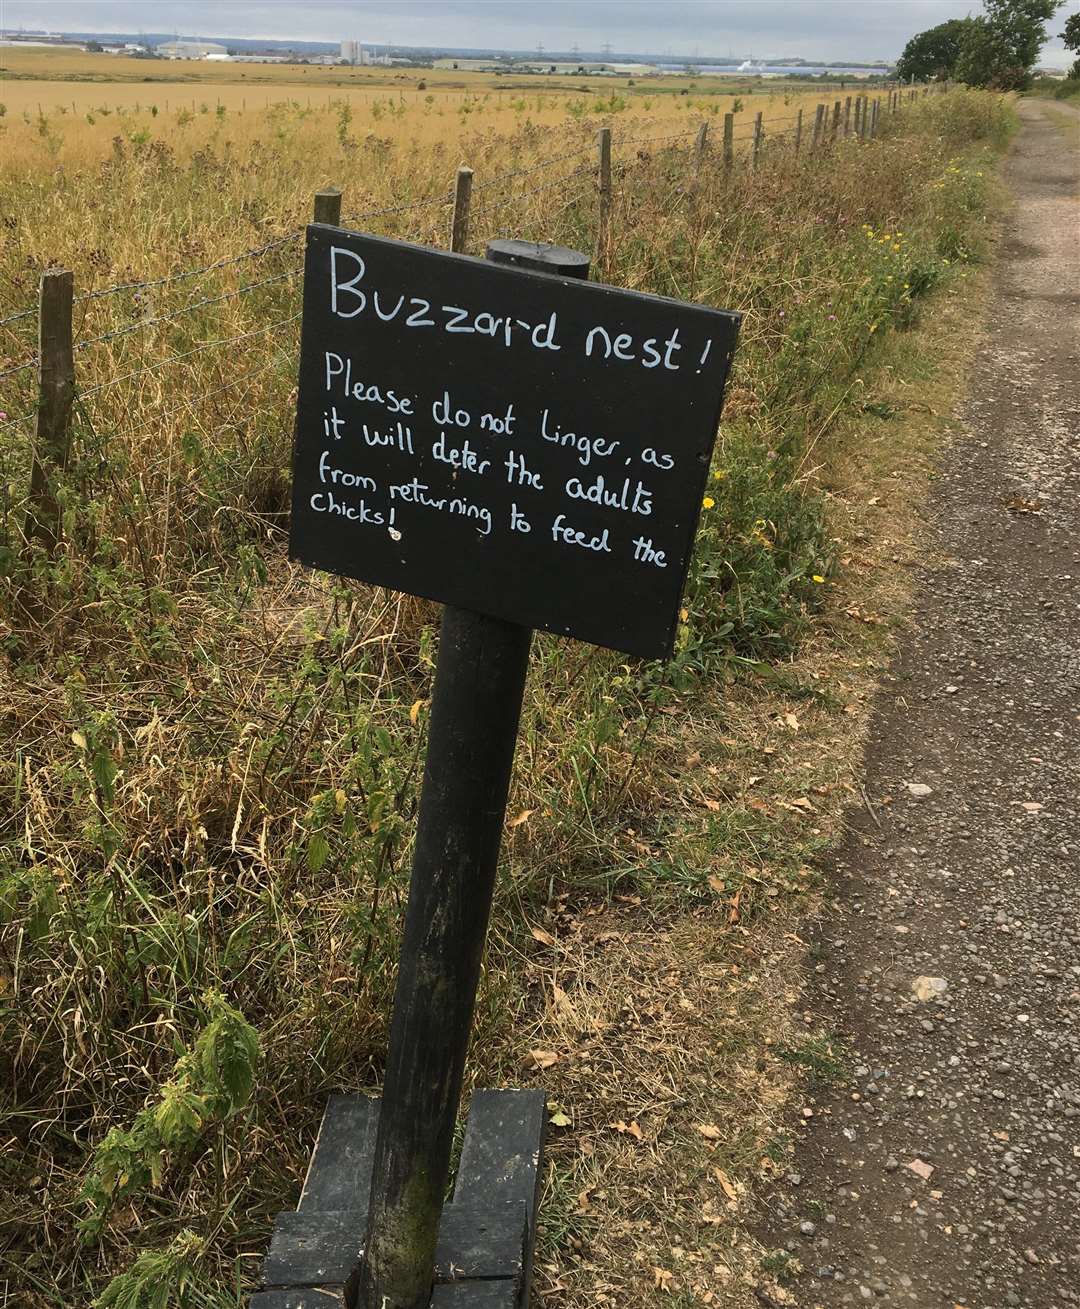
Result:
[253, 224, 740, 1309]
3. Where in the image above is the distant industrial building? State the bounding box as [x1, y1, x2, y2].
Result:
[432, 57, 654, 76]
[433, 57, 511, 72]
[156, 40, 227, 59]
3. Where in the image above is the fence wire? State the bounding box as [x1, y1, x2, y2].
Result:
[72, 267, 304, 354]
[2, 101, 913, 330]
[77, 312, 303, 401]
[1, 91, 927, 455]
[73, 231, 305, 307]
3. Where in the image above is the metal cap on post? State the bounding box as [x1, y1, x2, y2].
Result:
[483, 239, 591, 279]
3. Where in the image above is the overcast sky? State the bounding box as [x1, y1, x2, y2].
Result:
[4, 0, 1078, 66]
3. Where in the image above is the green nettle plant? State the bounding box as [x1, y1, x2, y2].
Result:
[79, 990, 260, 1241]
[94, 1231, 207, 1309]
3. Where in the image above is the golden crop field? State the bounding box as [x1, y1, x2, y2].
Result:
[0, 42, 870, 162]
[0, 49, 1012, 1308]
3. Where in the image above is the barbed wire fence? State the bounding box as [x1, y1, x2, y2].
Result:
[1, 83, 942, 560]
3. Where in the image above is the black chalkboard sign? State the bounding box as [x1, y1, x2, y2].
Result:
[289, 225, 741, 659]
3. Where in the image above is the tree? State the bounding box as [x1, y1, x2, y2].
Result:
[895, 18, 974, 82]
[1062, 11, 1080, 77]
[955, 0, 1065, 90]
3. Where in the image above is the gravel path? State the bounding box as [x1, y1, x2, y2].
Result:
[759, 101, 1080, 1308]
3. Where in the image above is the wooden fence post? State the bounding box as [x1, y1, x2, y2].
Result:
[811, 103, 825, 152]
[596, 126, 612, 277]
[794, 107, 803, 155]
[871, 98, 879, 138]
[830, 99, 841, 142]
[24, 269, 75, 554]
[313, 187, 342, 225]
[751, 112, 763, 170]
[450, 166, 473, 254]
[723, 111, 734, 171]
[860, 96, 870, 141]
[844, 95, 852, 136]
[694, 120, 709, 180]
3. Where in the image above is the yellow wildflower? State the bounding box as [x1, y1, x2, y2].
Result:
[812, 574, 825, 584]
[702, 496, 715, 509]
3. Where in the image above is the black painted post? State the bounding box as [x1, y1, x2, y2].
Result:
[357, 240, 590, 1309]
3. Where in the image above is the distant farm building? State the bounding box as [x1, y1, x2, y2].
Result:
[156, 40, 228, 59]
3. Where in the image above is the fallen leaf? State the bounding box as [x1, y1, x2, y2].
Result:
[508, 808, 535, 828]
[551, 984, 576, 1019]
[71, 731, 88, 750]
[784, 712, 800, 732]
[696, 1124, 722, 1141]
[608, 1119, 643, 1141]
[529, 925, 557, 947]
[409, 699, 426, 725]
[527, 1049, 559, 1069]
[1004, 496, 1042, 514]
[715, 1169, 739, 1201]
[653, 1267, 674, 1290]
[789, 796, 814, 811]
[549, 1108, 571, 1128]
